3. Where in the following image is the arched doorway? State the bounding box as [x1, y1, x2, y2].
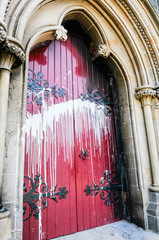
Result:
[23, 22, 124, 240]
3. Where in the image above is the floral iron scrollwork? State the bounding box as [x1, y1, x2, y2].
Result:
[80, 88, 113, 116]
[23, 174, 68, 221]
[27, 69, 67, 105]
[84, 170, 121, 206]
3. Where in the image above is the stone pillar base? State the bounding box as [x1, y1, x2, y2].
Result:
[147, 191, 159, 233]
[0, 207, 11, 240]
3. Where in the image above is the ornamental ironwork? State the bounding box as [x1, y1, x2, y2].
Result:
[27, 69, 67, 105]
[80, 88, 110, 106]
[84, 170, 121, 206]
[80, 88, 113, 116]
[23, 174, 68, 221]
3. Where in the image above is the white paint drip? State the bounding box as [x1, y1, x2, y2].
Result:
[25, 98, 114, 180]
[24, 98, 115, 239]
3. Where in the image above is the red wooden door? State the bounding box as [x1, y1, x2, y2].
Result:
[23, 36, 122, 240]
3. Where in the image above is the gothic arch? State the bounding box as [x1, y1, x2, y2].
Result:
[0, 0, 159, 239]
[20, 1, 150, 232]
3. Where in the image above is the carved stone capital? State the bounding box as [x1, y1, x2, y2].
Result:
[54, 26, 67, 41]
[98, 44, 111, 58]
[135, 89, 156, 100]
[135, 86, 156, 106]
[0, 52, 16, 71]
[0, 37, 25, 69]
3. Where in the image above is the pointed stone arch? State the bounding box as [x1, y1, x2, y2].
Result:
[0, 0, 159, 239]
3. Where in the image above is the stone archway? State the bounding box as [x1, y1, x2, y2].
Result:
[0, 1, 159, 239]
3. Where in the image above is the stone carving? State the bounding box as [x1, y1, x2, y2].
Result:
[0, 24, 68, 66]
[135, 88, 156, 100]
[54, 26, 67, 41]
[98, 44, 111, 58]
[117, 0, 159, 78]
[0, 26, 7, 43]
[4, 0, 13, 21]
[154, 101, 159, 109]
[0, 43, 25, 64]
[3, 0, 158, 77]
[7, 43, 25, 62]
[156, 88, 159, 98]
[0, 24, 25, 65]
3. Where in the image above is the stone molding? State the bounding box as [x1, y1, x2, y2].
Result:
[144, 0, 159, 14]
[117, 0, 159, 78]
[0, 23, 25, 67]
[54, 26, 67, 41]
[97, 44, 111, 58]
[4, 0, 12, 21]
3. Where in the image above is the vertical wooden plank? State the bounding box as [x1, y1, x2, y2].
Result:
[66, 37, 77, 234]
[93, 68, 103, 228]
[72, 36, 84, 232]
[40, 46, 48, 240]
[85, 50, 96, 230]
[47, 40, 56, 239]
[61, 40, 70, 236]
[80, 42, 92, 231]
[52, 39, 63, 237]
[28, 49, 40, 240]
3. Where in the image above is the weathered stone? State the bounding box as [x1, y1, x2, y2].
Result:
[147, 191, 159, 232]
[0, 208, 11, 240]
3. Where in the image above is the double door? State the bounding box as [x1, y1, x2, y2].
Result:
[23, 35, 122, 240]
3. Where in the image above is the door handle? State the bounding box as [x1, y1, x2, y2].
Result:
[79, 149, 89, 160]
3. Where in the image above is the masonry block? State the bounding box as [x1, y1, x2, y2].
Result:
[147, 191, 159, 233]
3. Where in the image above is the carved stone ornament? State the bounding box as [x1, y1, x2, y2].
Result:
[117, 0, 159, 78]
[0, 26, 7, 43]
[0, 42, 25, 67]
[156, 88, 159, 98]
[7, 43, 25, 62]
[4, 0, 13, 21]
[154, 101, 159, 109]
[0, 24, 25, 66]
[98, 44, 111, 58]
[135, 88, 156, 100]
[54, 26, 67, 41]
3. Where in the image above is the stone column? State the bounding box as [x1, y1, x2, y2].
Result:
[135, 85, 159, 191]
[146, 86, 159, 233]
[0, 23, 25, 239]
[0, 53, 16, 201]
[136, 85, 159, 233]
